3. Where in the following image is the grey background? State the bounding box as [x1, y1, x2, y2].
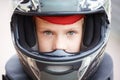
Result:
[0, 0, 120, 80]
[106, 0, 120, 80]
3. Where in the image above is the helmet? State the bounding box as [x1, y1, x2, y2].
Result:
[11, 0, 111, 80]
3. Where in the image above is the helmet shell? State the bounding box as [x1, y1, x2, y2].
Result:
[11, 0, 111, 80]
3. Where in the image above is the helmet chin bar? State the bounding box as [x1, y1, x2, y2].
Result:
[25, 49, 99, 80]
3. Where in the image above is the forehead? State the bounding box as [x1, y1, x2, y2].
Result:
[35, 17, 84, 30]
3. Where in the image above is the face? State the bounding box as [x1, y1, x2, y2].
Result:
[35, 17, 84, 53]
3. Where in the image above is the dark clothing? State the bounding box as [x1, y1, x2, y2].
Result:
[3, 53, 113, 80]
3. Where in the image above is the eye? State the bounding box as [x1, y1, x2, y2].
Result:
[67, 31, 76, 36]
[43, 31, 53, 36]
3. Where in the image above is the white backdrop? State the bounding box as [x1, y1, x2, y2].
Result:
[0, 1, 15, 80]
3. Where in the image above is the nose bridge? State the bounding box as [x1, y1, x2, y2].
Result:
[53, 35, 66, 50]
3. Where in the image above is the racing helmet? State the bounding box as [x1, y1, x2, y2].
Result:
[11, 0, 111, 80]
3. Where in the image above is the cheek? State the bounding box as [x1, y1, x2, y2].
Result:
[67, 35, 82, 52]
[37, 34, 53, 52]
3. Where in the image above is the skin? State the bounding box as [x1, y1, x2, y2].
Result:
[35, 16, 84, 53]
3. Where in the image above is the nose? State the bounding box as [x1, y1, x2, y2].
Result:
[53, 36, 67, 50]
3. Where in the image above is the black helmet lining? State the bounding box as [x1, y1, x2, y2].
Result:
[15, 14, 36, 49]
[82, 14, 102, 51]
